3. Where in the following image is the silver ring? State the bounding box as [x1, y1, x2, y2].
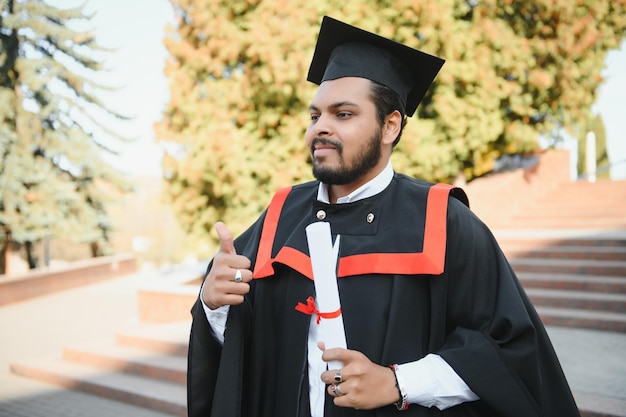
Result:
[334, 369, 342, 383]
[234, 269, 243, 283]
[333, 383, 343, 396]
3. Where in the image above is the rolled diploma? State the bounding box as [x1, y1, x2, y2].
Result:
[306, 221, 346, 369]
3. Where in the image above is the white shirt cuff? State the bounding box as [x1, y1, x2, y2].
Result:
[200, 282, 229, 344]
[395, 353, 479, 410]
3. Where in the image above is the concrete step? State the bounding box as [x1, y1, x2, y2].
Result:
[576, 392, 626, 417]
[516, 205, 626, 214]
[536, 182, 626, 199]
[530, 195, 626, 204]
[63, 342, 186, 385]
[510, 257, 626, 276]
[9, 358, 186, 417]
[115, 321, 190, 356]
[504, 245, 626, 261]
[526, 288, 626, 313]
[8, 321, 191, 416]
[522, 192, 626, 202]
[137, 285, 198, 324]
[503, 218, 626, 229]
[519, 272, 626, 293]
[534, 205, 626, 214]
[496, 235, 626, 248]
[510, 212, 626, 221]
[537, 306, 626, 333]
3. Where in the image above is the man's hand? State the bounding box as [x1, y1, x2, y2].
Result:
[201, 222, 252, 310]
[319, 343, 400, 410]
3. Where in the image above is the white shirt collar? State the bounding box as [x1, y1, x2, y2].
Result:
[316, 162, 394, 204]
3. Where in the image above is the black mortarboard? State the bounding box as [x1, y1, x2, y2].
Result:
[307, 16, 445, 117]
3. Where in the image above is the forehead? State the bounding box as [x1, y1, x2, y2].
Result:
[310, 77, 374, 109]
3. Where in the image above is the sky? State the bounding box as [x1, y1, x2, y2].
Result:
[78, 0, 176, 178]
[73, 0, 626, 179]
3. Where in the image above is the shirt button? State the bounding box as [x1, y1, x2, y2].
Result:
[316, 210, 327, 220]
[367, 213, 375, 223]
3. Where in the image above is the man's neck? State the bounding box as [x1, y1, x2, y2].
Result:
[327, 165, 385, 203]
[320, 161, 394, 204]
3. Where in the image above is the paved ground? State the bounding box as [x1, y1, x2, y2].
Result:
[0, 268, 625, 417]
[0, 268, 180, 417]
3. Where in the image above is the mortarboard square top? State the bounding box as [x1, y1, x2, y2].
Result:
[307, 16, 445, 117]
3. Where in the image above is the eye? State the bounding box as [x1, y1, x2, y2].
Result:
[337, 111, 352, 119]
[310, 113, 320, 122]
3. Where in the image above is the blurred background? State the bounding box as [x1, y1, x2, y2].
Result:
[1, 3, 625, 416]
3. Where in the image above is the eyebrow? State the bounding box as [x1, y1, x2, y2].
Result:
[308, 101, 360, 112]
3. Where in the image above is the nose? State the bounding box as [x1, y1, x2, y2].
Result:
[311, 113, 332, 137]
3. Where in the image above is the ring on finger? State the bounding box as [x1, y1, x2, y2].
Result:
[332, 383, 343, 396]
[234, 269, 243, 283]
[334, 369, 342, 383]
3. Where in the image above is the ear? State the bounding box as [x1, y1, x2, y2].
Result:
[381, 110, 402, 146]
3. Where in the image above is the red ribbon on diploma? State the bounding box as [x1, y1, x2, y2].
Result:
[295, 296, 342, 324]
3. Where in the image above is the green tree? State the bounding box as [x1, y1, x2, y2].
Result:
[0, 0, 131, 273]
[158, 0, 626, 252]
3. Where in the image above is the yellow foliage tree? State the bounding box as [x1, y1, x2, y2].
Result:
[157, 0, 626, 252]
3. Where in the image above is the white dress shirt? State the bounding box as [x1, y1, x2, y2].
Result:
[202, 162, 478, 415]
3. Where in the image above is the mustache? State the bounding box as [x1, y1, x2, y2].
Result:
[311, 137, 343, 153]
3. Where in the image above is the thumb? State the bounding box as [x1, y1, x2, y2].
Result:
[215, 222, 237, 255]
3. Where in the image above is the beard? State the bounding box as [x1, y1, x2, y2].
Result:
[311, 127, 382, 185]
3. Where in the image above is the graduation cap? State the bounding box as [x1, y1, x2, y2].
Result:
[307, 16, 445, 117]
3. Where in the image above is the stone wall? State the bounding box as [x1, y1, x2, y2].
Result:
[0, 254, 137, 306]
[464, 149, 571, 229]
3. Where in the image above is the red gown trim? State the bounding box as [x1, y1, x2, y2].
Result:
[253, 183, 455, 279]
[253, 185, 293, 278]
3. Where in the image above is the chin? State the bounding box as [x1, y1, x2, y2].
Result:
[313, 160, 335, 171]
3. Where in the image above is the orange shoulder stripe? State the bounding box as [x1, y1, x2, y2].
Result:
[253, 185, 292, 278]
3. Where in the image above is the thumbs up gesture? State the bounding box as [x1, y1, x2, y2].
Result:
[201, 222, 252, 310]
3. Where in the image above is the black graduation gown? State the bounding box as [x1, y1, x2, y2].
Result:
[187, 173, 581, 417]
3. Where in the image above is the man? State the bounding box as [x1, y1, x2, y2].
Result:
[187, 16, 581, 417]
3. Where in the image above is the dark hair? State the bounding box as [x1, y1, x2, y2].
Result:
[369, 80, 408, 146]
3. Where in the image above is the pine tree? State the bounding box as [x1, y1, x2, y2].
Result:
[158, 0, 626, 253]
[0, 0, 132, 273]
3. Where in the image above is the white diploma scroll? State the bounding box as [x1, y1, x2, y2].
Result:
[306, 221, 346, 369]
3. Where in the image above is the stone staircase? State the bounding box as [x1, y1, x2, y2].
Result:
[10, 321, 190, 416]
[498, 234, 626, 333]
[9, 269, 199, 417]
[474, 178, 626, 334]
